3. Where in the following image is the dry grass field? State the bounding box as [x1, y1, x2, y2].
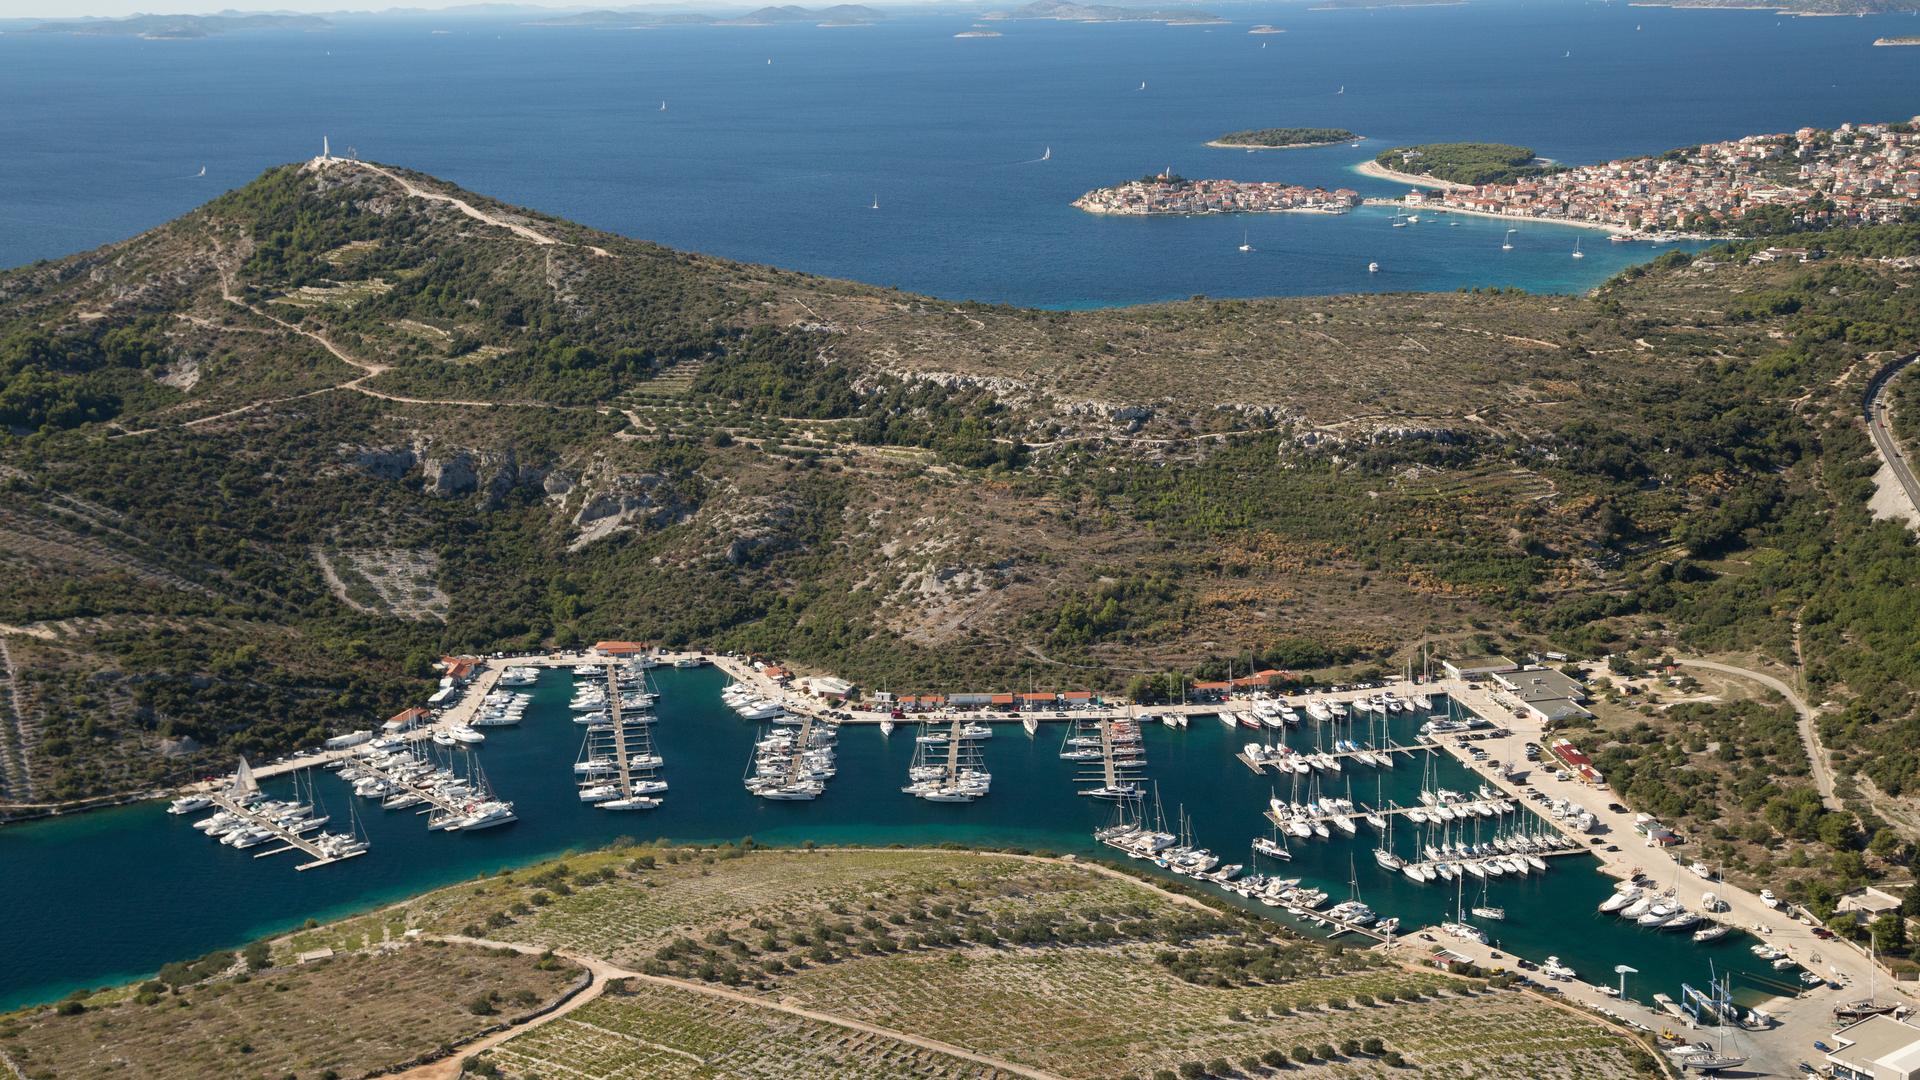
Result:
[0, 942, 582, 1080]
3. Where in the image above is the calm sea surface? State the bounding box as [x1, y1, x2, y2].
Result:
[0, 668, 1804, 1010]
[1, 1, 1917, 305]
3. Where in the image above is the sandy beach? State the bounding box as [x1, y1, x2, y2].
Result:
[1351, 159, 1474, 191]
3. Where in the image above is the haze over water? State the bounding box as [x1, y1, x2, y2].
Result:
[1, 0, 1917, 305]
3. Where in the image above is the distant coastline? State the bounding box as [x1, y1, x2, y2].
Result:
[1874, 35, 1920, 45]
[1351, 159, 1472, 190]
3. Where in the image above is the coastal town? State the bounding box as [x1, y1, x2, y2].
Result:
[1074, 172, 1361, 216]
[1410, 118, 1920, 235]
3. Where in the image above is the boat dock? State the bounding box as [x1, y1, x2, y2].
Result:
[1262, 798, 1516, 831]
[340, 749, 481, 830]
[204, 790, 363, 872]
[1235, 741, 1433, 775]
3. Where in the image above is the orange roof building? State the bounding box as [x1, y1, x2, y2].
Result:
[592, 641, 652, 657]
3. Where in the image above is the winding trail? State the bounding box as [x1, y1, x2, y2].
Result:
[334, 158, 613, 258]
[394, 934, 1061, 1080]
[1674, 658, 1840, 812]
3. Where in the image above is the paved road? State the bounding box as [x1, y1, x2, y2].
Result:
[1865, 352, 1920, 523]
[1675, 659, 1840, 813]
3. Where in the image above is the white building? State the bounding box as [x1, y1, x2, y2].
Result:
[1829, 1014, 1920, 1080]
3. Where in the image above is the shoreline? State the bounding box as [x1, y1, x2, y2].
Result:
[1366, 199, 1632, 235]
[1360, 195, 1726, 241]
[1206, 137, 1359, 151]
[1351, 159, 1474, 191]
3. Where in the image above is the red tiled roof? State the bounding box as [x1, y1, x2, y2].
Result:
[592, 641, 651, 655]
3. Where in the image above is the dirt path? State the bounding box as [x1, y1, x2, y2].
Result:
[401, 934, 1060, 1080]
[337, 159, 613, 258]
[1673, 658, 1839, 812]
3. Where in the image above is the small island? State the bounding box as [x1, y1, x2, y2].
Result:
[1874, 35, 1920, 45]
[955, 29, 1004, 36]
[1209, 127, 1359, 150]
[1368, 143, 1561, 187]
[1074, 173, 1360, 215]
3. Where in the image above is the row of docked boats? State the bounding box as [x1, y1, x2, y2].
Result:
[470, 689, 527, 727]
[573, 663, 667, 811]
[906, 717, 991, 802]
[180, 761, 372, 864]
[1243, 740, 1390, 774]
[1064, 715, 1147, 800]
[744, 719, 837, 800]
[338, 741, 517, 830]
[1596, 878, 1718, 937]
[721, 682, 792, 723]
[497, 665, 541, 687]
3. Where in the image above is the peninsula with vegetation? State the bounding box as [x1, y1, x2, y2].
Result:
[1370, 142, 1560, 186]
[1075, 173, 1360, 214]
[1208, 126, 1360, 150]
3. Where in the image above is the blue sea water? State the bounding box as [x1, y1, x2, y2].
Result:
[0, 1, 1916, 306]
[0, 669, 1802, 1012]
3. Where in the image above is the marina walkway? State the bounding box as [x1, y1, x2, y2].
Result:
[204, 791, 361, 871]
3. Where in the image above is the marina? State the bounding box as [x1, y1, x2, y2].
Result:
[0, 661, 1856, 1016]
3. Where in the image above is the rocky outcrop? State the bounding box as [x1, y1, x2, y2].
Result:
[422, 451, 479, 498]
[569, 472, 695, 551]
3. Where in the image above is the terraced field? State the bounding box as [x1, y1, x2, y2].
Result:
[474, 982, 1018, 1080]
[409, 847, 1164, 971]
[775, 946, 1647, 1079]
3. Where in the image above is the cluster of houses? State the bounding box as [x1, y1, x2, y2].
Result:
[1074, 175, 1360, 216]
[1425, 118, 1920, 234]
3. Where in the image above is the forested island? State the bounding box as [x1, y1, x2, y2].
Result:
[1208, 127, 1359, 149]
[1373, 143, 1560, 186]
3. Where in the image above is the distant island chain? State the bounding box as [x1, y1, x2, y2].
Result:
[1074, 174, 1360, 216]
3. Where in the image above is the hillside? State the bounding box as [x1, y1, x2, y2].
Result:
[3, 157, 1920, 834]
[0, 845, 1657, 1079]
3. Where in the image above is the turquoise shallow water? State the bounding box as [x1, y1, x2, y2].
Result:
[4, 1, 1918, 304]
[0, 668, 1799, 1011]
